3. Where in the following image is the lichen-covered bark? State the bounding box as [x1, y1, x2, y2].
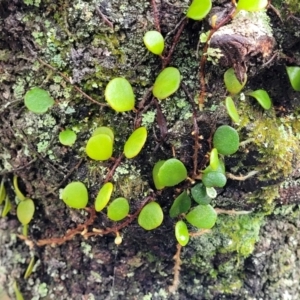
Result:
[1, 0, 300, 299]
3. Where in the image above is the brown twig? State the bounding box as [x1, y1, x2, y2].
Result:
[151, 0, 161, 32]
[168, 243, 182, 293]
[95, 6, 114, 29]
[104, 153, 124, 183]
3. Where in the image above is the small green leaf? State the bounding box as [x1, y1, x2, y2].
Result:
[186, 204, 217, 229]
[124, 126, 147, 159]
[59, 129, 77, 146]
[286, 66, 300, 91]
[224, 68, 247, 95]
[61, 181, 88, 209]
[143, 31, 164, 55]
[0, 179, 6, 205]
[186, 0, 212, 21]
[17, 198, 35, 225]
[24, 87, 54, 114]
[191, 183, 211, 205]
[24, 256, 35, 279]
[209, 148, 219, 171]
[202, 171, 227, 188]
[1, 195, 11, 217]
[138, 202, 164, 230]
[153, 67, 181, 100]
[225, 96, 240, 123]
[105, 78, 135, 112]
[95, 182, 114, 212]
[206, 187, 217, 198]
[213, 125, 239, 155]
[13, 281, 24, 300]
[107, 197, 129, 221]
[86, 134, 113, 161]
[169, 191, 191, 218]
[247, 89, 272, 110]
[236, 0, 268, 12]
[92, 127, 114, 141]
[152, 160, 166, 190]
[13, 175, 25, 201]
[175, 220, 190, 246]
[157, 158, 187, 187]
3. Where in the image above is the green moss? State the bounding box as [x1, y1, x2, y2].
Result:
[217, 213, 264, 257]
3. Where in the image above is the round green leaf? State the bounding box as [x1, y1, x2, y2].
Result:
[152, 160, 166, 190]
[237, 0, 268, 12]
[138, 202, 163, 230]
[224, 68, 247, 95]
[107, 197, 129, 221]
[186, 0, 212, 21]
[206, 187, 217, 199]
[225, 96, 240, 124]
[175, 220, 190, 246]
[213, 125, 239, 155]
[158, 158, 187, 187]
[59, 129, 77, 146]
[209, 148, 219, 171]
[143, 31, 164, 55]
[24, 87, 54, 114]
[186, 204, 217, 229]
[124, 126, 147, 159]
[95, 182, 114, 212]
[191, 183, 211, 205]
[247, 89, 272, 110]
[153, 67, 181, 100]
[61, 181, 88, 209]
[105, 78, 135, 112]
[286, 66, 300, 91]
[169, 191, 191, 218]
[202, 171, 227, 188]
[17, 198, 35, 225]
[86, 134, 113, 161]
[92, 127, 114, 141]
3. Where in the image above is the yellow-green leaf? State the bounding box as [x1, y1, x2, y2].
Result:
[124, 127, 147, 159]
[17, 198, 35, 225]
[95, 182, 113, 212]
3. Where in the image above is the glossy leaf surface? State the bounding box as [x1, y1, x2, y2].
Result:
[225, 96, 240, 123]
[209, 148, 219, 171]
[237, 0, 268, 11]
[191, 183, 211, 205]
[95, 182, 114, 212]
[107, 197, 129, 221]
[186, 0, 212, 20]
[152, 160, 166, 190]
[286, 66, 300, 91]
[157, 158, 187, 187]
[186, 204, 217, 229]
[169, 191, 191, 218]
[17, 198, 35, 225]
[153, 67, 181, 100]
[213, 125, 239, 155]
[92, 127, 114, 141]
[247, 89, 272, 110]
[224, 68, 246, 95]
[86, 134, 113, 161]
[61, 181, 88, 209]
[202, 171, 227, 188]
[105, 78, 135, 112]
[143, 31, 164, 55]
[175, 220, 190, 246]
[59, 129, 77, 146]
[138, 202, 163, 230]
[124, 126, 147, 159]
[24, 87, 54, 114]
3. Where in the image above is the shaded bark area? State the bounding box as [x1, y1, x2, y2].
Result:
[1, 0, 300, 299]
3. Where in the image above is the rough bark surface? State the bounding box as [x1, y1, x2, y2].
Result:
[1, 0, 300, 299]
